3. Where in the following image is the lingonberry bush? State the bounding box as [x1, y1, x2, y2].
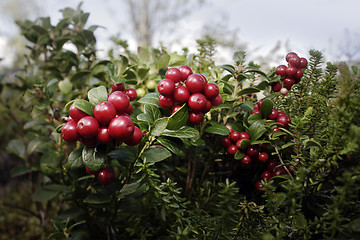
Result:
[1, 4, 359, 240]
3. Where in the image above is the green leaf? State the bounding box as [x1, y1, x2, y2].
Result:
[220, 64, 235, 75]
[260, 98, 273, 119]
[138, 92, 160, 106]
[249, 120, 267, 142]
[156, 137, 185, 157]
[158, 53, 170, 69]
[73, 99, 94, 116]
[33, 186, 60, 202]
[70, 71, 91, 82]
[144, 104, 162, 124]
[293, 212, 307, 229]
[82, 146, 106, 171]
[205, 123, 230, 136]
[162, 126, 199, 139]
[247, 113, 264, 125]
[84, 193, 111, 204]
[65, 148, 84, 169]
[11, 166, 32, 177]
[245, 67, 269, 80]
[7, 139, 26, 158]
[87, 86, 108, 105]
[348, 218, 360, 232]
[143, 145, 171, 163]
[167, 104, 189, 130]
[119, 182, 141, 197]
[238, 139, 251, 151]
[108, 147, 137, 162]
[234, 150, 245, 160]
[238, 87, 260, 96]
[150, 117, 169, 136]
[58, 78, 73, 95]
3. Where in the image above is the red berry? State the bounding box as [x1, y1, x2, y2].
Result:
[188, 111, 204, 125]
[188, 93, 207, 112]
[255, 181, 265, 193]
[254, 104, 259, 110]
[158, 95, 175, 109]
[252, 109, 261, 114]
[226, 125, 233, 133]
[108, 91, 130, 114]
[285, 52, 298, 62]
[185, 74, 206, 93]
[125, 88, 137, 101]
[125, 103, 133, 115]
[98, 168, 115, 185]
[203, 83, 219, 99]
[69, 104, 88, 122]
[198, 74, 208, 84]
[280, 88, 289, 95]
[211, 94, 222, 106]
[241, 155, 252, 168]
[272, 81, 282, 92]
[276, 115, 290, 128]
[283, 77, 295, 89]
[272, 167, 286, 177]
[172, 105, 182, 114]
[288, 55, 301, 67]
[299, 58, 308, 69]
[111, 82, 125, 92]
[268, 108, 279, 120]
[97, 126, 113, 145]
[202, 99, 213, 113]
[124, 126, 143, 146]
[275, 65, 287, 77]
[76, 116, 100, 139]
[221, 136, 231, 148]
[108, 115, 135, 140]
[239, 132, 250, 140]
[261, 171, 272, 181]
[61, 120, 80, 142]
[157, 79, 176, 96]
[173, 86, 190, 104]
[267, 160, 277, 172]
[246, 146, 259, 158]
[81, 137, 97, 147]
[178, 65, 193, 81]
[165, 67, 182, 83]
[295, 69, 304, 82]
[94, 101, 117, 126]
[272, 127, 282, 134]
[227, 145, 238, 155]
[286, 66, 298, 77]
[230, 131, 240, 142]
[258, 152, 269, 163]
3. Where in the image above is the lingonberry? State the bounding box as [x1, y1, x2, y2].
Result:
[81, 137, 97, 147]
[257, 152, 269, 163]
[280, 87, 289, 95]
[226, 125, 233, 133]
[286, 66, 298, 77]
[165, 67, 182, 83]
[86, 167, 99, 175]
[267, 160, 277, 172]
[255, 181, 265, 193]
[172, 105, 182, 114]
[230, 131, 241, 142]
[299, 57, 308, 69]
[221, 136, 231, 148]
[275, 65, 287, 77]
[94, 101, 117, 126]
[272, 81, 282, 92]
[108, 91, 130, 114]
[239, 132, 250, 140]
[188, 93, 207, 112]
[111, 82, 125, 92]
[97, 126, 113, 145]
[98, 168, 115, 185]
[261, 171, 272, 181]
[69, 104, 88, 122]
[241, 155, 252, 168]
[202, 99, 213, 113]
[276, 115, 290, 128]
[157, 79, 176, 96]
[125, 88, 137, 101]
[76, 116, 100, 139]
[185, 74, 206, 93]
[173, 86, 190, 103]
[272, 167, 286, 177]
[283, 77, 295, 89]
[295, 69, 304, 82]
[268, 108, 279, 120]
[227, 145, 238, 155]
[246, 146, 259, 158]
[211, 94, 222, 106]
[158, 95, 175, 109]
[108, 115, 135, 140]
[203, 83, 219, 99]
[125, 103, 133, 115]
[61, 120, 79, 142]
[288, 55, 301, 68]
[285, 52, 298, 62]
[188, 111, 204, 125]
[124, 126, 143, 146]
[178, 65, 193, 81]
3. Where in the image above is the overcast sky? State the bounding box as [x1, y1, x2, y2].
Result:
[1, 0, 360, 66]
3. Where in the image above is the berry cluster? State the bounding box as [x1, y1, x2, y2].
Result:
[61, 88, 142, 148]
[255, 159, 288, 193]
[157, 65, 222, 125]
[251, 98, 292, 132]
[272, 52, 308, 95]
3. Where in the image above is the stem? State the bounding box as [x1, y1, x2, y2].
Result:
[272, 143, 294, 180]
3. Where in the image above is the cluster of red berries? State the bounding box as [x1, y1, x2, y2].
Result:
[255, 159, 288, 193]
[157, 65, 222, 125]
[272, 52, 308, 95]
[252, 98, 292, 132]
[61, 84, 142, 148]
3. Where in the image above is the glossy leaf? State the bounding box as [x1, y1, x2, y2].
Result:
[73, 99, 95, 116]
[87, 86, 108, 105]
[143, 145, 171, 163]
[162, 127, 199, 139]
[65, 148, 84, 169]
[260, 98, 273, 119]
[205, 122, 230, 136]
[150, 117, 169, 136]
[82, 146, 106, 171]
[167, 104, 188, 130]
[138, 92, 160, 106]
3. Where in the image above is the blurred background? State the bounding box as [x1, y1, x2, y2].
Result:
[1, 0, 360, 69]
